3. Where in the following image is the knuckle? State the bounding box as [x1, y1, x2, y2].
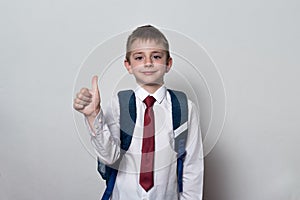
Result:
[80, 88, 87, 93]
[75, 98, 81, 104]
[73, 103, 79, 109]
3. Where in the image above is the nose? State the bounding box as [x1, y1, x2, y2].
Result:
[144, 56, 153, 67]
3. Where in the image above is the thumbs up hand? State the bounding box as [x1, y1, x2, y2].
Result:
[73, 75, 101, 119]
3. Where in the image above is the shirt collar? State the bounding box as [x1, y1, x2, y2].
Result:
[135, 85, 166, 104]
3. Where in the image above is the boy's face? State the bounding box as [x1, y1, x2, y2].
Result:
[124, 39, 172, 90]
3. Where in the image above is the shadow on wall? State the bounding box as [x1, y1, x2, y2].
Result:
[203, 146, 229, 200]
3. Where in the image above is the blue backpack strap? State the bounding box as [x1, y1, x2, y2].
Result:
[118, 90, 137, 151]
[99, 90, 136, 200]
[168, 89, 188, 193]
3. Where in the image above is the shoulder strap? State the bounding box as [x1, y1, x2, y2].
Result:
[99, 90, 136, 200]
[118, 90, 137, 151]
[168, 89, 188, 155]
[168, 89, 189, 193]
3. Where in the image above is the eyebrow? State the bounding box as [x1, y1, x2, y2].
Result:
[152, 51, 164, 54]
[132, 50, 164, 55]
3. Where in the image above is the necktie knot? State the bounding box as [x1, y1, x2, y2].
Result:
[144, 96, 156, 108]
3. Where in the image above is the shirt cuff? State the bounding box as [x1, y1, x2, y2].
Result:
[84, 110, 104, 136]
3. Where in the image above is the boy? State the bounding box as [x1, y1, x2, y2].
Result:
[73, 25, 203, 200]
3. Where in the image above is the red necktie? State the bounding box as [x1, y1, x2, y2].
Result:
[139, 96, 156, 191]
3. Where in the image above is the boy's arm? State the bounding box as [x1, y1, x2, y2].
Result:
[180, 101, 204, 200]
[73, 76, 121, 165]
[86, 107, 121, 165]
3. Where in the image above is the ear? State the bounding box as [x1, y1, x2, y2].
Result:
[166, 57, 173, 73]
[124, 59, 133, 74]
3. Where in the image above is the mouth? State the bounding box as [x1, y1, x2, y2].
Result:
[142, 71, 156, 75]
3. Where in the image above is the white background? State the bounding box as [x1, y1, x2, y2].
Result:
[0, 0, 299, 199]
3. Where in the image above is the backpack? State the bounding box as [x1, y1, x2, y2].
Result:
[97, 89, 188, 200]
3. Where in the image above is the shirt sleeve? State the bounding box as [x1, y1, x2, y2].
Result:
[180, 100, 204, 200]
[84, 96, 121, 165]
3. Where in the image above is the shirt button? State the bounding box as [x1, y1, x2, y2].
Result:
[94, 124, 99, 129]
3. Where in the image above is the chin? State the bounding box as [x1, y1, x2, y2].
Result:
[140, 82, 163, 88]
[136, 77, 164, 86]
[141, 79, 162, 85]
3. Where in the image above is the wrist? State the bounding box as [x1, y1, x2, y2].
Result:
[86, 107, 100, 131]
[85, 105, 100, 119]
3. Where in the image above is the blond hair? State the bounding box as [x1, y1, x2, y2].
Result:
[125, 25, 170, 63]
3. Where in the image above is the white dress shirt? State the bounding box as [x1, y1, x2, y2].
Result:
[87, 85, 203, 200]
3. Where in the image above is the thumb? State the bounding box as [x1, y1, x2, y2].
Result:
[91, 75, 99, 93]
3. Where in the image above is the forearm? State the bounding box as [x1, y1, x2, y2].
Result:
[85, 110, 121, 165]
[180, 144, 204, 200]
[180, 101, 204, 200]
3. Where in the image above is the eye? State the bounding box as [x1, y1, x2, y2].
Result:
[134, 56, 143, 61]
[152, 55, 162, 60]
